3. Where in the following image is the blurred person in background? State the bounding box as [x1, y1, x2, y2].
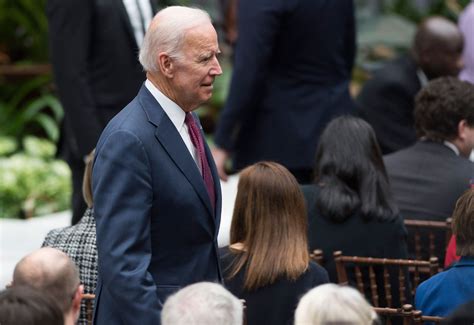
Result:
[162, 282, 243, 325]
[294, 283, 378, 325]
[0, 286, 64, 325]
[459, 1, 474, 84]
[415, 189, 474, 318]
[357, 17, 464, 154]
[213, 0, 356, 184]
[384, 77, 474, 264]
[46, 0, 157, 224]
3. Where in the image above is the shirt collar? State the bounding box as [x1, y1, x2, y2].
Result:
[416, 68, 429, 87]
[145, 79, 186, 131]
[443, 141, 460, 156]
[454, 256, 474, 267]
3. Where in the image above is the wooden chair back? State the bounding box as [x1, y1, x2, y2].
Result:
[81, 293, 95, 325]
[333, 251, 439, 307]
[309, 249, 324, 266]
[374, 304, 444, 325]
[404, 218, 452, 265]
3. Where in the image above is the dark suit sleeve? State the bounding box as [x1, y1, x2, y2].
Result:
[92, 130, 161, 323]
[46, 0, 103, 158]
[214, 0, 284, 151]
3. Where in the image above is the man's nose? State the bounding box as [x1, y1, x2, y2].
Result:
[210, 57, 222, 76]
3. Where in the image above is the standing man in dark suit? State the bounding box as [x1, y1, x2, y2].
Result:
[92, 6, 223, 324]
[357, 17, 464, 155]
[46, 0, 157, 224]
[212, 0, 356, 184]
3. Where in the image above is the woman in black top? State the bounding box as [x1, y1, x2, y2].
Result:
[220, 162, 328, 325]
[302, 116, 409, 306]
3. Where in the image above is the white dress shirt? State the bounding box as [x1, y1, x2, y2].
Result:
[144, 80, 201, 173]
[122, 0, 153, 47]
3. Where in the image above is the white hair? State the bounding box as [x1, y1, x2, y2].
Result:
[161, 282, 243, 325]
[294, 284, 377, 325]
[139, 6, 212, 73]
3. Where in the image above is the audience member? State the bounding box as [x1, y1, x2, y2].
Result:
[42, 149, 97, 325]
[384, 77, 474, 262]
[294, 283, 378, 325]
[459, 2, 474, 84]
[220, 162, 329, 325]
[12, 247, 83, 325]
[357, 17, 464, 154]
[302, 116, 408, 306]
[0, 286, 64, 325]
[213, 0, 355, 183]
[415, 189, 474, 317]
[92, 6, 223, 324]
[161, 282, 243, 325]
[442, 299, 474, 325]
[46, 0, 157, 224]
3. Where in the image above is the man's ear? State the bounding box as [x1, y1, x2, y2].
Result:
[73, 285, 84, 316]
[458, 119, 468, 138]
[157, 52, 174, 78]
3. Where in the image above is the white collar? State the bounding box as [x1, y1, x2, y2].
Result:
[145, 79, 186, 131]
[416, 68, 429, 87]
[443, 141, 460, 156]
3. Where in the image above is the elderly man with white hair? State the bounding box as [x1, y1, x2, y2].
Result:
[162, 282, 243, 325]
[295, 283, 378, 325]
[92, 5, 223, 325]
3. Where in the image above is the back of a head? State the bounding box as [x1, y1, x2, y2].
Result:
[414, 77, 474, 142]
[314, 116, 397, 222]
[229, 161, 310, 290]
[161, 282, 242, 325]
[12, 247, 80, 314]
[452, 189, 474, 256]
[139, 6, 212, 73]
[294, 283, 377, 325]
[0, 286, 63, 325]
[413, 16, 463, 79]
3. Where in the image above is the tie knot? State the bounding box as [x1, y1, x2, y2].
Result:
[185, 112, 195, 126]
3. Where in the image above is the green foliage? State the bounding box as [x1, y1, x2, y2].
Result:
[385, 0, 471, 23]
[0, 0, 49, 62]
[0, 74, 63, 142]
[0, 136, 71, 219]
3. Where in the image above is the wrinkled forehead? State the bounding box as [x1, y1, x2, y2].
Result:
[182, 23, 219, 52]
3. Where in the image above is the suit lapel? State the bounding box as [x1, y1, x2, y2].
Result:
[138, 86, 216, 219]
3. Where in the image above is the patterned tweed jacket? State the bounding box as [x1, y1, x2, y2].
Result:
[42, 208, 98, 325]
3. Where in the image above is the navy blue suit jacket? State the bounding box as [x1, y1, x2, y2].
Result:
[92, 86, 222, 324]
[215, 0, 355, 171]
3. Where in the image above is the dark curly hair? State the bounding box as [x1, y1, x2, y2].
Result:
[415, 77, 474, 141]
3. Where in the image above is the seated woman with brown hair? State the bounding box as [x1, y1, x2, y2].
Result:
[302, 116, 409, 305]
[219, 162, 329, 325]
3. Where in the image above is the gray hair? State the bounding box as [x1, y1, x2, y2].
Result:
[161, 282, 243, 325]
[139, 6, 212, 73]
[294, 284, 377, 325]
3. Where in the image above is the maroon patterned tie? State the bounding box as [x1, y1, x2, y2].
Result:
[185, 113, 216, 212]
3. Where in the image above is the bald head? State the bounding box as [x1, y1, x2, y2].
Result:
[413, 16, 464, 79]
[13, 248, 80, 313]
